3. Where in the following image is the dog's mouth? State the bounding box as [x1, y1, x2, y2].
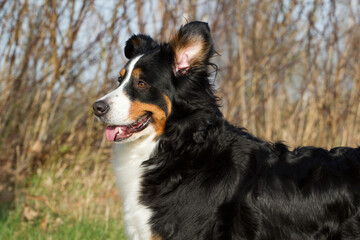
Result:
[105, 113, 152, 142]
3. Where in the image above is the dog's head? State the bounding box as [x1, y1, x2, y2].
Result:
[93, 21, 215, 143]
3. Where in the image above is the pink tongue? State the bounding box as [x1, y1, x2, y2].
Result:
[106, 126, 120, 142]
[106, 125, 133, 141]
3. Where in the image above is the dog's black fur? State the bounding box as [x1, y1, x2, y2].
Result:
[124, 22, 360, 239]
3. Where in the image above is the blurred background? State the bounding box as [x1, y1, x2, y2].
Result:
[0, 0, 359, 239]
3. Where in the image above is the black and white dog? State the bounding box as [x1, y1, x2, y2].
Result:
[93, 21, 360, 240]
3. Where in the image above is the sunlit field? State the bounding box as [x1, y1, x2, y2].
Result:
[0, 1, 359, 239]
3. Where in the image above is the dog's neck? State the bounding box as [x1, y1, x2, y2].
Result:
[111, 132, 158, 240]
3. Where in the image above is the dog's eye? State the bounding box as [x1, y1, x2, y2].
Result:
[138, 80, 147, 88]
[134, 79, 149, 89]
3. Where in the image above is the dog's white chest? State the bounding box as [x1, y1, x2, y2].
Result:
[111, 134, 157, 240]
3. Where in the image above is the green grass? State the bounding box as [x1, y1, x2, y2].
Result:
[0, 157, 127, 240]
[0, 205, 126, 240]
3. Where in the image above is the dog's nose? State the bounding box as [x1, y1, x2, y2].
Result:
[93, 100, 110, 117]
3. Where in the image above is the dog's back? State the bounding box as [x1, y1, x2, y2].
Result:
[141, 120, 360, 239]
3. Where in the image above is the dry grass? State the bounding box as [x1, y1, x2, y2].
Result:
[0, 0, 359, 234]
[216, 0, 360, 148]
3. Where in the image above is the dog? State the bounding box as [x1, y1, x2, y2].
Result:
[93, 21, 360, 240]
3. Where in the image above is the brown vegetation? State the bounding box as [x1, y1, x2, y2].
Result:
[0, 0, 359, 217]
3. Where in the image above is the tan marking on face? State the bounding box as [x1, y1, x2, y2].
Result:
[150, 235, 162, 240]
[129, 101, 167, 136]
[120, 68, 126, 78]
[163, 94, 172, 116]
[132, 68, 142, 79]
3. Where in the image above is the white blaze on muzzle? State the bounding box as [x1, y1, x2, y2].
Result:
[96, 54, 143, 126]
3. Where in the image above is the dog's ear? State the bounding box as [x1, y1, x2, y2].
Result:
[170, 21, 214, 73]
[124, 34, 159, 59]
